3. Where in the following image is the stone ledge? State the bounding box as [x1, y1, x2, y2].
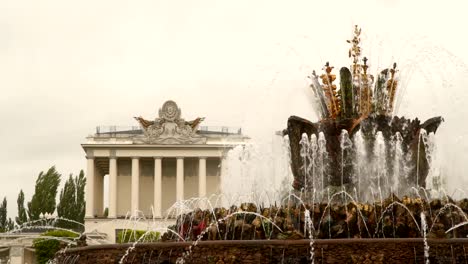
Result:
[57, 238, 468, 264]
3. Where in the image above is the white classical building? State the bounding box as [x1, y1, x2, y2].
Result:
[83, 100, 247, 242]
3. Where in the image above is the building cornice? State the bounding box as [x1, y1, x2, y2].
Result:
[81, 143, 243, 149]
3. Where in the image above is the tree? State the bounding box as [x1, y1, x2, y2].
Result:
[27, 167, 61, 221]
[0, 197, 7, 232]
[6, 218, 13, 232]
[16, 189, 28, 226]
[57, 175, 76, 230]
[56, 170, 86, 231]
[75, 170, 86, 225]
[0, 197, 14, 232]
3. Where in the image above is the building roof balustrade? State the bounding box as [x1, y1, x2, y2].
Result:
[94, 125, 242, 136]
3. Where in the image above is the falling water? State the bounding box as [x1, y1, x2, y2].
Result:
[300, 133, 310, 195]
[222, 135, 292, 207]
[304, 209, 315, 264]
[289, 128, 440, 202]
[339, 129, 353, 188]
[421, 212, 430, 264]
[391, 132, 404, 195]
[353, 130, 367, 200]
[310, 134, 318, 193]
[416, 129, 428, 188]
[424, 132, 442, 195]
[298, 132, 330, 201]
[287, 128, 439, 202]
[317, 132, 328, 199]
[339, 130, 353, 238]
[373, 131, 387, 195]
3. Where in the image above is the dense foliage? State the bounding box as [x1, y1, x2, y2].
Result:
[56, 171, 86, 231]
[0, 197, 14, 232]
[117, 229, 160, 243]
[0, 167, 86, 233]
[28, 167, 61, 221]
[16, 189, 28, 226]
[0, 197, 7, 231]
[33, 229, 79, 264]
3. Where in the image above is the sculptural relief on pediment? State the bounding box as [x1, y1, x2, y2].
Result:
[133, 100, 206, 144]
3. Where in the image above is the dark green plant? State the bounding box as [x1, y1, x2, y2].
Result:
[33, 229, 78, 264]
[57, 175, 76, 230]
[0, 197, 14, 232]
[16, 190, 28, 226]
[0, 197, 7, 232]
[56, 171, 86, 231]
[75, 170, 86, 225]
[116, 229, 160, 243]
[28, 167, 61, 221]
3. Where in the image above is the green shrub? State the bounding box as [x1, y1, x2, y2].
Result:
[33, 229, 79, 264]
[117, 229, 160, 243]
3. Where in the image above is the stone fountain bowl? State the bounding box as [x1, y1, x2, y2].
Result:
[56, 238, 468, 263]
[285, 114, 444, 190]
[55, 196, 468, 264]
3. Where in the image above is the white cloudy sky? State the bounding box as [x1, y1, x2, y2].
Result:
[1, 0, 468, 217]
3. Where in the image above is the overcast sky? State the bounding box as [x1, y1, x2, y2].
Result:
[1, 0, 468, 217]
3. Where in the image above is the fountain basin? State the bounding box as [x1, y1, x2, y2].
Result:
[57, 238, 468, 263]
[286, 114, 443, 192]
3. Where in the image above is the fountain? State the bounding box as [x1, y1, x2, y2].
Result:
[286, 25, 443, 199]
[53, 26, 468, 264]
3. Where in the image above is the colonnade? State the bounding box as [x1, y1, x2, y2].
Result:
[85, 156, 216, 218]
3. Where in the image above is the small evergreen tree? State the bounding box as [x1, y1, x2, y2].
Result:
[16, 189, 28, 226]
[27, 167, 61, 221]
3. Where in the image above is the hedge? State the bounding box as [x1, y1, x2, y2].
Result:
[33, 229, 79, 264]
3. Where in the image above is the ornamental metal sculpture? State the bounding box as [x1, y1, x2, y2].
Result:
[285, 26, 443, 194]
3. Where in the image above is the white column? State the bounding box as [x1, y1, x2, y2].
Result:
[131, 157, 140, 216]
[85, 157, 95, 218]
[9, 246, 23, 264]
[176, 157, 184, 201]
[94, 172, 103, 216]
[108, 157, 118, 218]
[198, 157, 207, 198]
[154, 157, 162, 218]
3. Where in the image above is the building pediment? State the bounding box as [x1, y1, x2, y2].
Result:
[133, 100, 207, 144]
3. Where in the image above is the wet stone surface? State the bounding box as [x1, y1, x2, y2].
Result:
[56, 239, 468, 264]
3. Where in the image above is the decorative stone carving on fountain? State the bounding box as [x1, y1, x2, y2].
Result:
[134, 100, 207, 144]
[285, 26, 443, 193]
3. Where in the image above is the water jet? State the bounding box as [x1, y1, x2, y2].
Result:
[54, 26, 468, 264]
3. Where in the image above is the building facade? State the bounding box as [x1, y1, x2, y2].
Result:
[83, 100, 247, 242]
[0, 233, 36, 264]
